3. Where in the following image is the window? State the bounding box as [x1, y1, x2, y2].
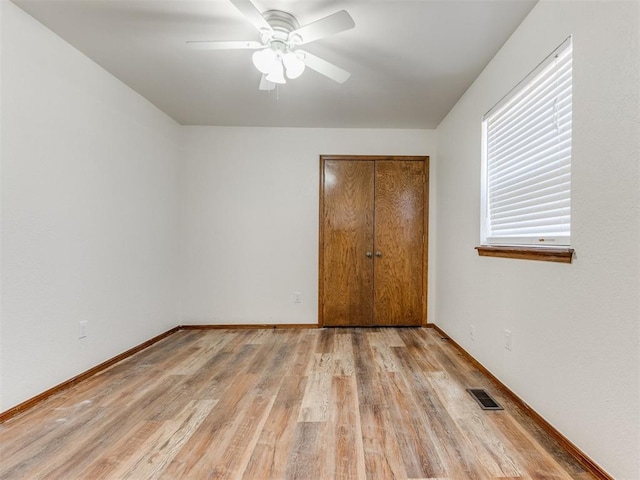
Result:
[481, 37, 572, 248]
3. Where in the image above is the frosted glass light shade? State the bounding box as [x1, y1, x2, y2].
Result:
[265, 60, 286, 84]
[252, 48, 279, 75]
[283, 52, 305, 79]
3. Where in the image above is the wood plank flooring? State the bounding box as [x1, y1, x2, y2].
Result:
[0, 328, 596, 479]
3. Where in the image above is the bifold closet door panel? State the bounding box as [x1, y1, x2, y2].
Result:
[373, 160, 424, 326]
[322, 160, 375, 326]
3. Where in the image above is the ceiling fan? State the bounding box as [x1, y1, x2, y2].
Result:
[187, 0, 355, 91]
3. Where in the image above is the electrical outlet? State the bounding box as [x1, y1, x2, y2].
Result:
[293, 292, 302, 303]
[469, 324, 476, 341]
[79, 321, 88, 339]
[504, 329, 512, 351]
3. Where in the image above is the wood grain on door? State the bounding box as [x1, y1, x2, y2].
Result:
[373, 160, 424, 326]
[321, 160, 375, 326]
[320, 155, 428, 327]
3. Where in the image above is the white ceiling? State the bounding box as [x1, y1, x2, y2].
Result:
[11, 0, 537, 128]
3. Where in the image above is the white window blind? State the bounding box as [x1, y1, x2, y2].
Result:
[482, 37, 572, 247]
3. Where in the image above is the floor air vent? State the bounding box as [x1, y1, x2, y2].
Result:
[467, 388, 503, 410]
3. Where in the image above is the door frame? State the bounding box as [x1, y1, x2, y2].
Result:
[318, 155, 430, 327]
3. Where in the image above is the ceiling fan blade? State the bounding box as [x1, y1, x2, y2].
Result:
[186, 40, 263, 50]
[259, 74, 276, 91]
[230, 0, 272, 33]
[299, 51, 351, 84]
[290, 10, 355, 45]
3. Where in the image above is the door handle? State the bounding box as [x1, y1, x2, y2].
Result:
[375, 251, 382, 257]
[366, 251, 373, 258]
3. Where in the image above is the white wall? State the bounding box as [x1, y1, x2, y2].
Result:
[0, 1, 181, 411]
[434, 1, 640, 478]
[0, 0, 4, 414]
[180, 127, 436, 326]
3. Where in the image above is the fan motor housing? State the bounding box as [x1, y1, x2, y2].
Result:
[262, 10, 299, 34]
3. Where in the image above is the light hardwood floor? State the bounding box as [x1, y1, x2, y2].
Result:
[0, 327, 595, 479]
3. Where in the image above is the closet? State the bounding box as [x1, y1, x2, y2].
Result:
[319, 155, 428, 327]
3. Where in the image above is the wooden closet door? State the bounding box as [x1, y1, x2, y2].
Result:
[321, 160, 375, 326]
[373, 160, 424, 326]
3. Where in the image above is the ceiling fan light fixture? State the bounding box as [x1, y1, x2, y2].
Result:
[252, 48, 278, 74]
[191, 2, 354, 90]
[283, 51, 305, 79]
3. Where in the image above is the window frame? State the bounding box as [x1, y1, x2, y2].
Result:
[480, 36, 573, 253]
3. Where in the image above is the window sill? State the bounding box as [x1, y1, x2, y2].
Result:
[475, 245, 574, 263]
